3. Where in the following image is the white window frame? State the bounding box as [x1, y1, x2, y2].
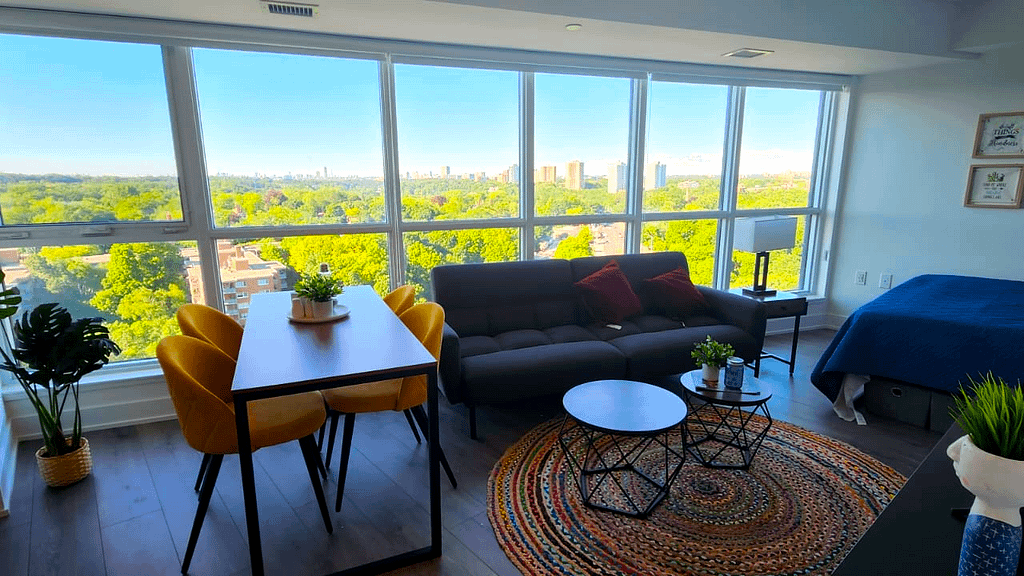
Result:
[0, 6, 851, 383]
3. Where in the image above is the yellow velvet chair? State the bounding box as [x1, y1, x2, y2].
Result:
[320, 302, 458, 511]
[176, 303, 251, 491]
[177, 303, 244, 360]
[382, 284, 416, 316]
[157, 335, 333, 573]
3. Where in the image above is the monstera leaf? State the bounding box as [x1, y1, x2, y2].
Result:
[0, 269, 21, 321]
[3, 303, 121, 388]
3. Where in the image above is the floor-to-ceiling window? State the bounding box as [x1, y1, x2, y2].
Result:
[0, 17, 843, 369]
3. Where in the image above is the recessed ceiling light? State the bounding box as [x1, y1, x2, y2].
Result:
[722, 48, 774, 58]
[565, 23, 583, 31]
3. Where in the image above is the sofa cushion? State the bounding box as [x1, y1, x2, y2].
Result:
[460, 335, 501, 357]
[574, 260, 643, 323]
[683, 314, 722, 328]
[641, 267, 709, 319]
[609, 324, 759, 380]
[460, 341, 627, 404]
[543, 325, 599, 344]
[494, 329, 551, 351]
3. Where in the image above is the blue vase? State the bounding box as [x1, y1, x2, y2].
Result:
[959, 513, 1022, 576]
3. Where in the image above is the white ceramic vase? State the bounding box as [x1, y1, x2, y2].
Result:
[310, 299, 334, 319]
[947, 434, 1024, 576]
[701, 364, 720, 385]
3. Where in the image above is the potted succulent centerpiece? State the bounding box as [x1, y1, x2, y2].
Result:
[691, 335, 734, 385]
[0, 271, 120, 487]
[947, 372, 1024, 576]
[293, 268, 343, 319]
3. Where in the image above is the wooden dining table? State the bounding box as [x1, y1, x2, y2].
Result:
[231, 286, 441, 576]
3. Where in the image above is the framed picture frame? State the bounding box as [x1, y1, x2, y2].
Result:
[964, 164, 1024, 208]
[973, 111, 1024, 158]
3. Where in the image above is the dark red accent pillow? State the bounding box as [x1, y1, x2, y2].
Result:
[642, 267, 709, 319]
[574, 261, 643, 323]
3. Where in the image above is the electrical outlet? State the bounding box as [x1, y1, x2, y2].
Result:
[879, 273, 893, 289]
[855, 270, 867, 285]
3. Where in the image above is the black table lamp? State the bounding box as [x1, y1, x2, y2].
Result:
[734, 216, 797, 297]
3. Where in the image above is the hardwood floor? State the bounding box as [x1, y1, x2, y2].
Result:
[0, 329, 943, 576]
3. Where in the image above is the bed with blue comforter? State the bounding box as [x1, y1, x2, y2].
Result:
[811, 274, 1024, 404]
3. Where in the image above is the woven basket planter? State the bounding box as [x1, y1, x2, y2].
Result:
[36, 437, 92, 488]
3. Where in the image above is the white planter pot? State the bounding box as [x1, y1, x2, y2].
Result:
[947, 434, 1024, 576]
[310, 299, 334, 319]
[701, 364, 720, 384]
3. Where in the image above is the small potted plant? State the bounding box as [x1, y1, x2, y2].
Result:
[293, 268, 343, 319]
[947, 372, 1024, 576]
[691, 335, 734, 385]
[0, 271, 120, 487]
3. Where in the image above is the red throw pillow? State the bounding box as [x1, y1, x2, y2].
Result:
[574, 261, 643, 323]
[642, 267, 709, 319]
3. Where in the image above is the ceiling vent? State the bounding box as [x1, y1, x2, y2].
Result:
[722, 48, 774, 59]
[261, 1, 319, 17]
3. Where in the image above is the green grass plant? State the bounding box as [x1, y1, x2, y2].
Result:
[294, 271, 343, 302]
[690, 335, 735, 368]
[952, 372, 1024, 461]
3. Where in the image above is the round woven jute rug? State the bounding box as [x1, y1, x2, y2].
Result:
[487, 413, 906, 576]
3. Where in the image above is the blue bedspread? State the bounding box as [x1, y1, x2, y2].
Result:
[811, 274, 1024, 401]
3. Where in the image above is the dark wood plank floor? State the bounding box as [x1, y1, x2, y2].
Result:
[0, 329, 943, 576]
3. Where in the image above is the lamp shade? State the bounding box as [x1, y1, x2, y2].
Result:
[733, 216, 797, 253]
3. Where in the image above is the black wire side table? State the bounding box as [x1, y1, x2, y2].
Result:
[680, 369, 772, 470]
[558, 380, 688, 519]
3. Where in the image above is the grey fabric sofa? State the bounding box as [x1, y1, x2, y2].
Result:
[431, 252, 767, 438]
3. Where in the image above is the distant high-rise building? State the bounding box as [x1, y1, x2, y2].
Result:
[474, 171, 486, 181]
[535, 165, 557, 183]
[324, 166, 328, 178]
[566, 160, 584, 190]
[440, 166, 450, 179]
[509, 164, 519, 184]
[608, 162, 627, 193]
[644, 162, 667, 189]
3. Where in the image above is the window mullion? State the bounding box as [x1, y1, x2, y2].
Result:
[715, 85, 744, 289]
[520, 71, 535, 260]
[163, 45, 222, 310]
[625, 76, 647, 254]
[380, 57, 405, 291]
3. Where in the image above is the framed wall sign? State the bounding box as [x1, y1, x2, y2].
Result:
[964, 164, 1024, 208]
[973, 111, 1024, 158]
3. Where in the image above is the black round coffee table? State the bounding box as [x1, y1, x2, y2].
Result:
[558, 380, 688, 519]
[680, 369, 773, 470]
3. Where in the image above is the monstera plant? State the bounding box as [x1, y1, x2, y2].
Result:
[0, 269, 120, 486]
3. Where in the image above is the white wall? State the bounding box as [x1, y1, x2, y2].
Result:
[828, 42, 1024, 321]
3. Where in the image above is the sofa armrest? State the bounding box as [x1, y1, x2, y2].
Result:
[438, 321, 464, 405]
[697, 287, 767, 352]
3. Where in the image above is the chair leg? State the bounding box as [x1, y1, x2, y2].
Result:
[297, 435, 333, 534]
[314, 446, 327, 480]
[324, 412, 341, 470]
[334, 413, 356, 513]
[468, 403, 478, 440]
[194, 453, 211, 493]
[317, 421, 326, 451]
[410, 405, 458, 489]
[182, 454, 223, 574]
[404, 409, 422, 444]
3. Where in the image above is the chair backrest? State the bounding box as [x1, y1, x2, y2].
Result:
[156, 335, 240, 455]
[394, 302, 445, 410]
[383, 285, 416, 316]
[176, 303, 244, 360]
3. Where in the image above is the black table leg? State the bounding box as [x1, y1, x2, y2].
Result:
[235, 397, 264, 576]
[428, 371, 442, 556]
[789, 315, 801, 375]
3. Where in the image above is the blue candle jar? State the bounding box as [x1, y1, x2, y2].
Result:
[724, 357, 745, 390]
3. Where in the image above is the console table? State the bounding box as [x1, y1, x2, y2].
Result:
[729, 288, 807, 376]
[834, 423, 976, 575]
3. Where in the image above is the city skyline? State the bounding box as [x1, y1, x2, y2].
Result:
[1, 33, 821, 179]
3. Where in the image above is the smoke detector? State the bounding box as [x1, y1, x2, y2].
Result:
[722, 48, 774, 58]
[260, 1, 319, 17]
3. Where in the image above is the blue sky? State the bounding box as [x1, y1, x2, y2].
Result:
[0, 33, 820, 178]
